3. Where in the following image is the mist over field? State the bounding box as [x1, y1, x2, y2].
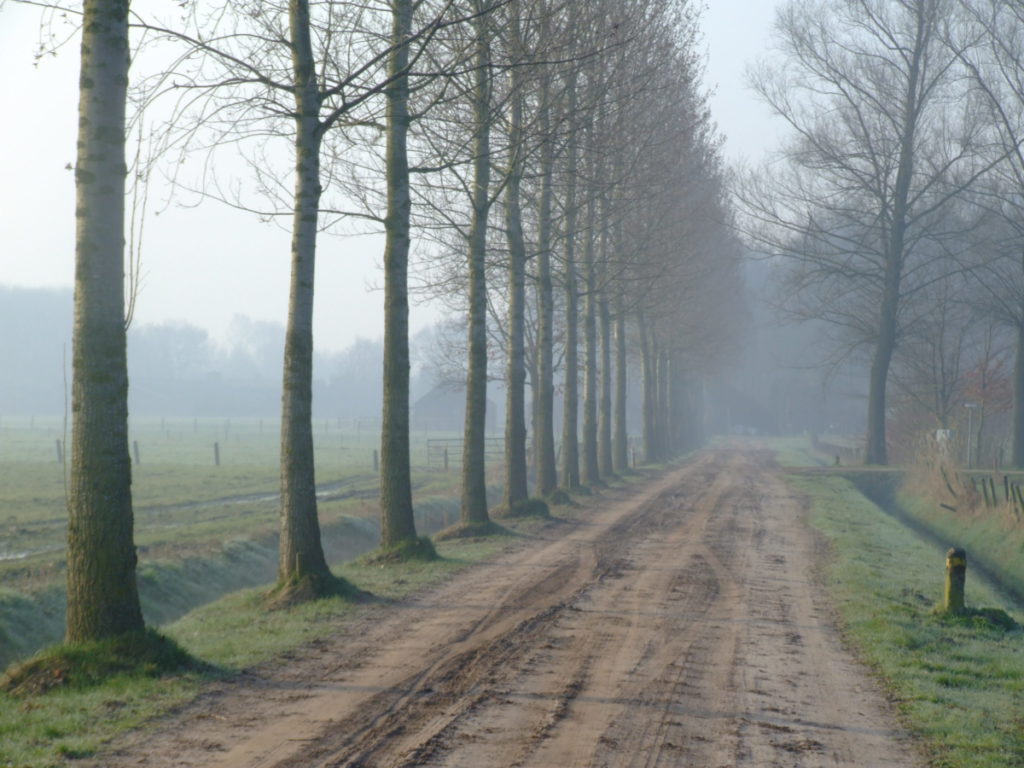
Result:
[0, 281, 871, 440]
[0, 286, 439, 420]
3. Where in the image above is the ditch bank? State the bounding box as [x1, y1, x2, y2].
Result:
[841, 470, 1024, 608]
[0, 495, 467, 670]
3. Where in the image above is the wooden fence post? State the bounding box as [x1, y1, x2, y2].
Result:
[133, 440, 141, 465]
[55, 439, 64, 465]
[214, 442, 221, 467]
[373, 449, 378, 472]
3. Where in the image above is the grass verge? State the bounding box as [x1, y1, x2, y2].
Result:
[1, 629, 201, 697]
[787, 471, 1024, 768]
[492, 498, 551, 520]
[433, 519, 508, 541]
[0, 524, 521, 768]
[361, 535, 440, 565]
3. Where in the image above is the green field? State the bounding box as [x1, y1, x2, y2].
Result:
[0, 418, 488, 668]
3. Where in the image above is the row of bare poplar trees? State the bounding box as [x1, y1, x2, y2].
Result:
[61, 0, 739, 644]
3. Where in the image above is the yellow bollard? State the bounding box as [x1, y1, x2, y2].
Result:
[943, 547, 967, 614]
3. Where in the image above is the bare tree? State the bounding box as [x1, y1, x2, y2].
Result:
[379, 0, 419, 551]
[741, 0, 989, 464]
[140, 0, 446, 598]
[316, 0, 504, 549]
[889, 273, 976, 431]
[403, 0, 514, 526]
[499, 2, 548, 511]
[954, 0, 1024, 466]
[409, 0, 729, 492]
[502, 35, 531, 510]
[377, 0, 485, 552]
[460, 0, 497, 527]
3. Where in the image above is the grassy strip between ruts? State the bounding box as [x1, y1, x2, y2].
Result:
[786, 471, 1024, 768]
[0, 526, 524, 768]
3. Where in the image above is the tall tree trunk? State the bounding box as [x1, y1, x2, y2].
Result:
[560, 79, 580, 491]
[66, 0, 145, 643]
[668, 352, 685, 455]
[638, 312, 657, 464]
[656, 349, 669, 460]
[1014, 323, 1024, 468]
[535, 91, 558, 496]
[530, 346, 540, 472]
[598, 293, 614, 476]
[865, 6, 924, 466]
[503, 72, 529, 509]
[865, 264, 899, 465]
[461, 5, 492, 526]
[379, 0, 418, 549]
[974, 405, 986, 470]
[613, 295, 629, 472]
[581, 197, 600, 485]
[277, 0, 334, 593]
[695, 380, 706, 446]
[561, 257, 579, 489]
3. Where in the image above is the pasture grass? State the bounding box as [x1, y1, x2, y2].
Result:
[789, 471, 1024, 768]
[0, 418, 462, 607]
[0, 418, 465, 670]
[2, 420, 460, 539]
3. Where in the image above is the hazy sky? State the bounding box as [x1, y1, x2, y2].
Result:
[0, 1, 782, 353]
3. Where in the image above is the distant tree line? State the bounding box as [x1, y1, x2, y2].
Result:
[0, 287, 437, 419]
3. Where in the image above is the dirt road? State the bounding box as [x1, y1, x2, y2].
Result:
[100, 447, 922, 767]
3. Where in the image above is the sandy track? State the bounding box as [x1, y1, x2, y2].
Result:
[99, 448, 922, 768]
